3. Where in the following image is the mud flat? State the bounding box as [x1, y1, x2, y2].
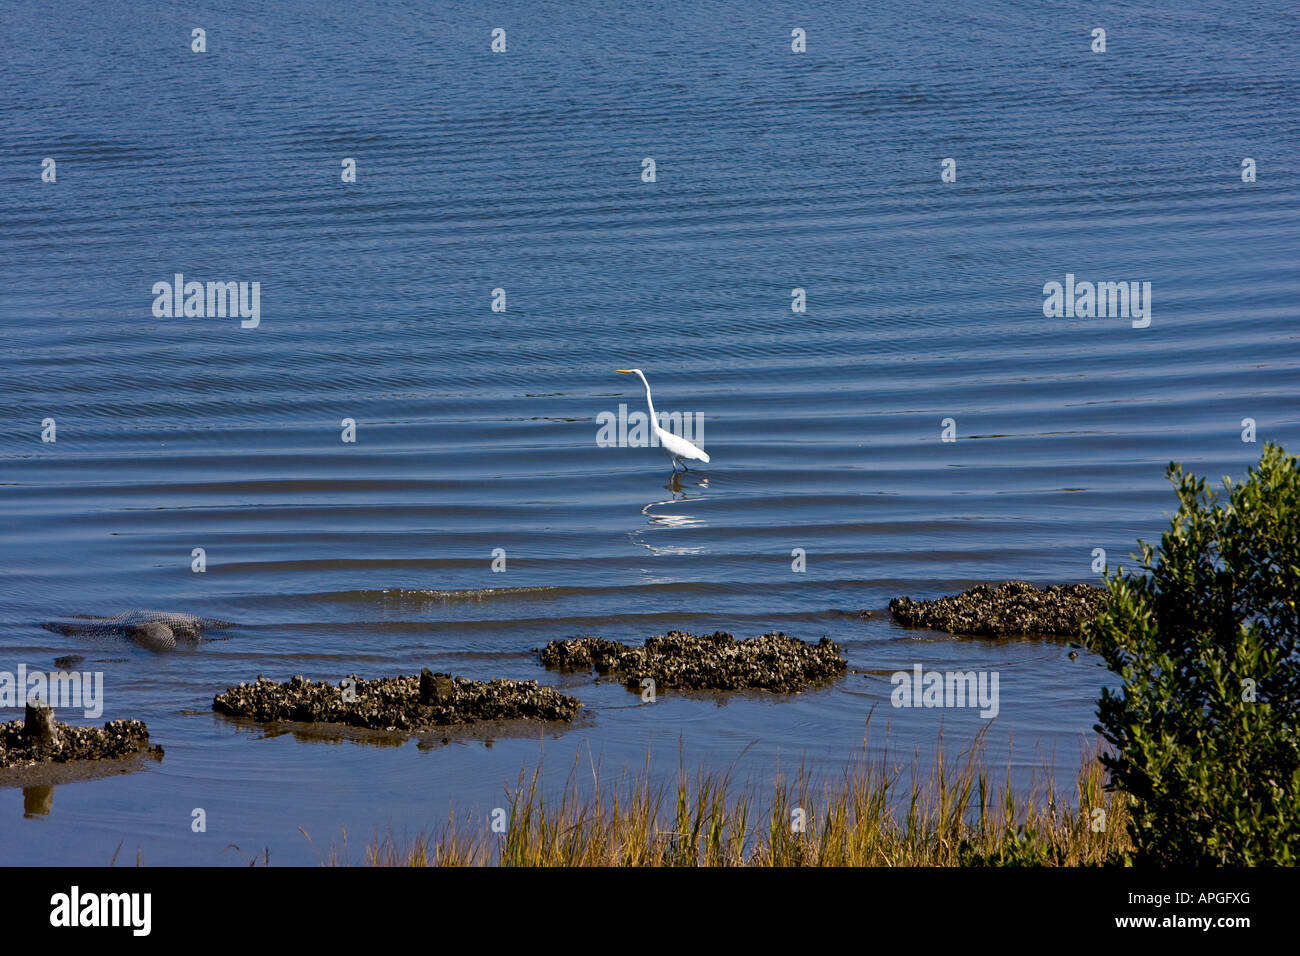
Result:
[888, 580, 1108, 638]
[0, 702, 162, 787]
[213, 669, 582, 732]
[539, 630, 847, 692]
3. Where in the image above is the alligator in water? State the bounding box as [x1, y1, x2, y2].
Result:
[42, 610, 236, 652]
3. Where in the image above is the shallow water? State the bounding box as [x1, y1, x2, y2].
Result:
[1, 0, 1297, 864]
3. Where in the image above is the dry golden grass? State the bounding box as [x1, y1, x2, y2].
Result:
[329, 728, 1132, 867]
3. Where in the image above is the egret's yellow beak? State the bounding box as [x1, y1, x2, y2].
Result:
[615, 369, 633, 374]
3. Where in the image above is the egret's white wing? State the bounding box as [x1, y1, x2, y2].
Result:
[658, 428, 709, 462]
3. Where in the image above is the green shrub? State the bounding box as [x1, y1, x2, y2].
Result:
[1087, 443, 1300, 864]
[957, 826, 1067, 867]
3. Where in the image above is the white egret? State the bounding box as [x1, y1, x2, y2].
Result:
[616, 368, 710, 472]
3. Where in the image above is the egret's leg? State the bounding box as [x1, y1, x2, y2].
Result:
[680, 460, 690, 472]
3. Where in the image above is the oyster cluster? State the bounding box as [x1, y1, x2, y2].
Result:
[888, 580, 1108, 638]
[0, 717, 159, 769]
[212, 670, 582, 731]
[539, 630, 847, 692]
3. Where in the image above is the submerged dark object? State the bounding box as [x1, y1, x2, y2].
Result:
[213, 669, 582, 731]
[888, 580, 1108, 638]
[539, 630, 847, 692]
[42, 610, 235, 652]
[0, 700, 161, 770]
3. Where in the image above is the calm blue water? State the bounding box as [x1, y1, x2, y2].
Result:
[1, 0, 1297, 864]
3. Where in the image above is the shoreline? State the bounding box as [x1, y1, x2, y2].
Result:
[3, 580, 1107, 791]
[342, 735, 1130, 867]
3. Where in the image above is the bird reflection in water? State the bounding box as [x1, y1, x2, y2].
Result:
[633, 476, 709, 555]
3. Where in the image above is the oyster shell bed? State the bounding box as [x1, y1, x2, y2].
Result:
[0, 718, 159, 769]
[539, 631, 847, 692]
[212, 672, 582, 730]
[888, 580, 1108, 637]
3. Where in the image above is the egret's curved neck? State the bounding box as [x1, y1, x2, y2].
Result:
[634, 371, 657, 424]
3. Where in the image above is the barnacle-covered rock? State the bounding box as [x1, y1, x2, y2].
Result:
[0, 714, 160, 770]
[888, 580, 1108, 638]
[213, 669, 582, 731]
[539, 631, 846, 693]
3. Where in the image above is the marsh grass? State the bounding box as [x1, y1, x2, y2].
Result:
[341, 730, 1130, 867]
